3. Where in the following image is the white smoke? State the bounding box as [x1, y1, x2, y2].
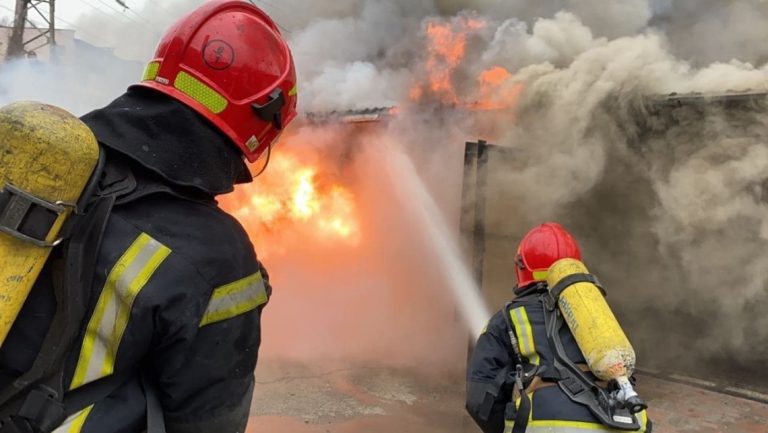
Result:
[72, 0, 206, 60]
[481, 12, 604, 71]
[0, 51, 142, 115]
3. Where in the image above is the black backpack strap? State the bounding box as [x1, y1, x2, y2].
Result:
[2, 369, 165, 433]
[541, 296, 642, 431]
[0, 148, 118, 431]
[0, 152, 178, 433]
[62, 370, 133, 419]
[0, 193, 116, 433]
[546, 273, 605, 311]
[511, 389, 532, 433]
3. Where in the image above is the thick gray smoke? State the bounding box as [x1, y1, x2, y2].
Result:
[3, 0, 768, 386]
[651, 0, 768, 66]
[436, 0, 652, 39]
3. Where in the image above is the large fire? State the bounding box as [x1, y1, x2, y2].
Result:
[219, 143, 360, 256]
[220, 17, 528, 255]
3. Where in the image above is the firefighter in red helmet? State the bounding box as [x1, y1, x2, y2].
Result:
[466, 223, 652, 433]
[0, 2, 297, 432]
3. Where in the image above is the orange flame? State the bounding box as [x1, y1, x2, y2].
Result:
[412, 16, 488, 105]
[219, 146, 360, 255]
[411, 17, 523, 112]
[479, 66, 511, 87]
[470, 65, 524, 111]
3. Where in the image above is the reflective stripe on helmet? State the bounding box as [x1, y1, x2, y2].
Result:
[142, 61, 160, 82]
[200, 271, 268, 327]
[288, 83, 298, 97]
[532, 270, 548, 281]
[509, 306, 540, 365]
[173, 71, 228, 114]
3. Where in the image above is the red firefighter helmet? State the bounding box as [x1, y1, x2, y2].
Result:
[134, 0, 298, 162]
[515, 223, 582, 288]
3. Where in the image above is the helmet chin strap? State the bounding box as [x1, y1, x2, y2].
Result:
[250, 141, 273, 178]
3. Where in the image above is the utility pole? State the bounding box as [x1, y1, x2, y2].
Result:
[7, 0, 56, 59]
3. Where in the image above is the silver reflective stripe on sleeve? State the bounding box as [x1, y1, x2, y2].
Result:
[200, 271, 268, 327]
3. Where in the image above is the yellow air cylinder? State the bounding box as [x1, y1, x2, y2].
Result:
[546, 258, 636, 383]
[0, 101, 100, 348]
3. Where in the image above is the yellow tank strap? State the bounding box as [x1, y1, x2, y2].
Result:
[509, 306, 541, 365]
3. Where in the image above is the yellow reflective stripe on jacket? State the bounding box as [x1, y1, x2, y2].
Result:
[69, 233, 171, 390]
[52, 405, 94, 433]
[504, 408, 648, 433]
[509, 307, 540, 365]
[200, 272, 268, 327]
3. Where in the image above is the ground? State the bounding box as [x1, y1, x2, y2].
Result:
[246, 361, 768, 433]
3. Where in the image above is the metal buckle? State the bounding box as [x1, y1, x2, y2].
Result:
[543, 293, 558, 311]
[0, 184, 71, 247]
[514, 364, 525, 391]
[17, 386, 65, 433]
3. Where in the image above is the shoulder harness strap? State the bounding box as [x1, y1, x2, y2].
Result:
[545, 273, 605, 311]
[0, 149, 122, 432]
[540, 293, 642, 431]
[501, 302, 538, 433]
[0, 151, 176, 433]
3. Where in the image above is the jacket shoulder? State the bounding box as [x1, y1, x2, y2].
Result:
[110, 195, 258, 285]
[483, 309, 511, 336]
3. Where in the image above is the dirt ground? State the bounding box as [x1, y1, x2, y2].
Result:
[246, 362, 768, 433]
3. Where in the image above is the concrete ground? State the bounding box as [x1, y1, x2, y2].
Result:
[246, 362, 768, 433]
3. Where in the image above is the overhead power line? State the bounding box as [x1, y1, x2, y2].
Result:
[82, 0, 155, 32]
[53, 12, 112, 47]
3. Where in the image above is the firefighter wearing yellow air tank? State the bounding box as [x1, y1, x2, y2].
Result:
[0, 2, 299, 432]
[466, 223, 652, 433]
